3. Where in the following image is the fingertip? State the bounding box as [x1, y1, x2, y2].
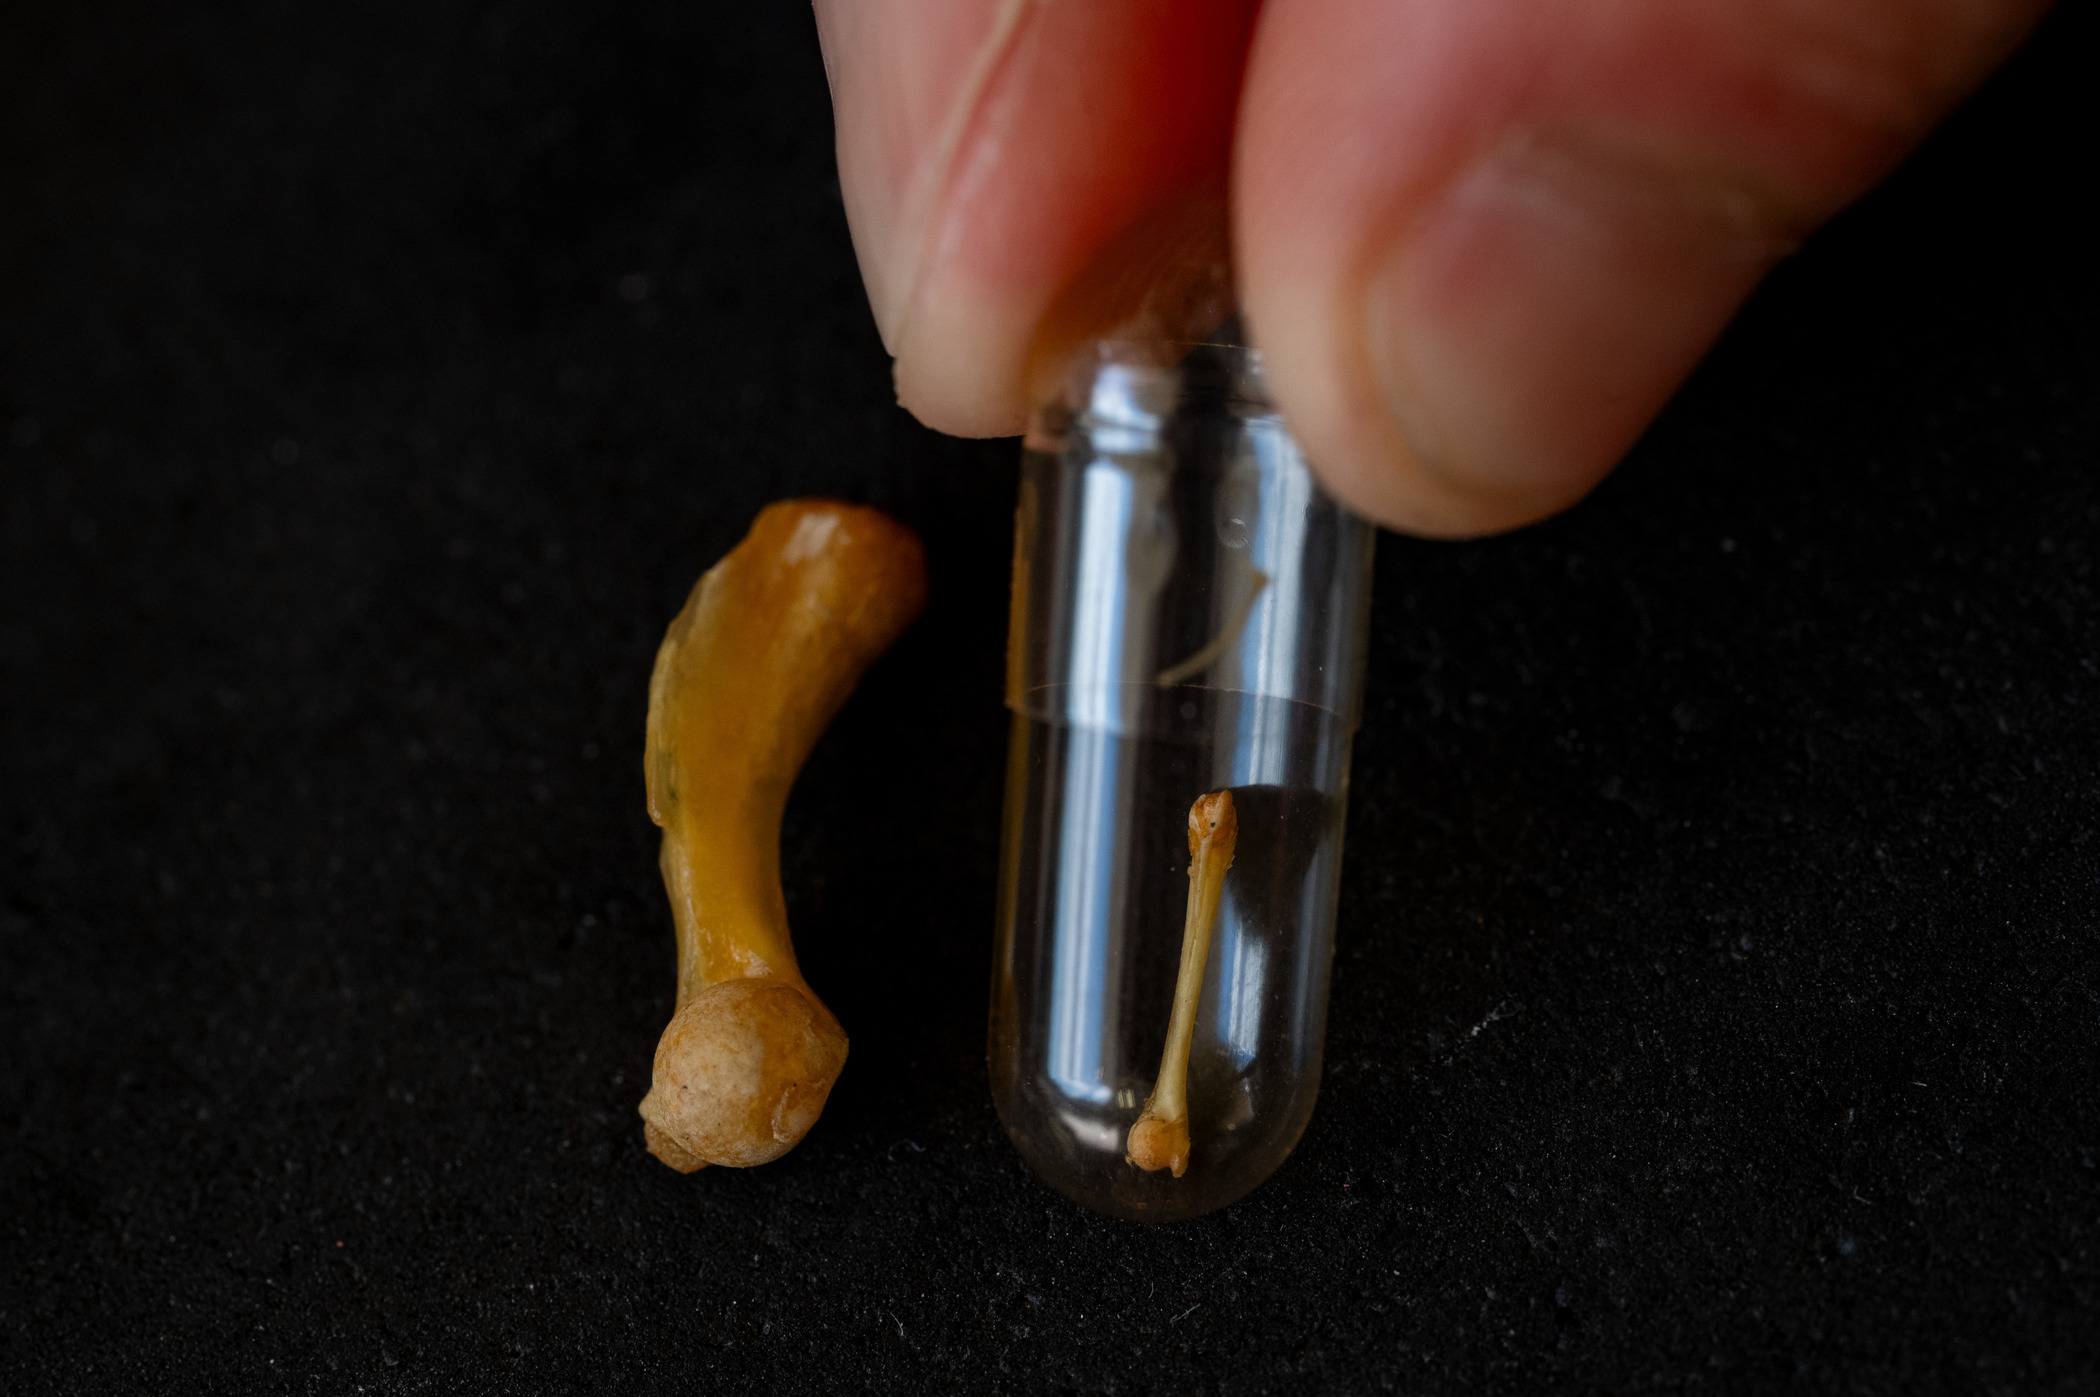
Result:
[1248, 238, 1616, 540]
[1352, 133, 1784, 536]
[1253, 302, 1609, 541]
[886, 275, 1030, 438]
[1236, 0, 2048, 539]
[822, 0, 1257, 443]
[815, 0, 1019, 349]
[1257, 133, 1792, 538]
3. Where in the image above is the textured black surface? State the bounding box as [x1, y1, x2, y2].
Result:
[3, 3, 2098, 1392]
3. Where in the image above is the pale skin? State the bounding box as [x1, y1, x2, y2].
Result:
[814, 0, 2052, 539]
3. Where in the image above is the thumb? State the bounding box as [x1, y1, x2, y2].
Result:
[1237, 0, 2051, 537]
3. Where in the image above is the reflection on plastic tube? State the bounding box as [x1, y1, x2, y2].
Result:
[1228, 421, 1316, 787]
[1208, 414, 1315, 1076]
[1048, 726, 1123, 1104]
[1219, 931, 1266, 1068]
[1046, 463, 1142, 1104]
[1057, 1108, 1129, 1154]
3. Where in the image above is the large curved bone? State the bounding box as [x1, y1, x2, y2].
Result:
[637, 501, 927, 1170]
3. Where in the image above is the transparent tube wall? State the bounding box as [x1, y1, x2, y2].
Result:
[991, 336, 1375, 1222]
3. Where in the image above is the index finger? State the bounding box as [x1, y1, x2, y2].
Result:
[815, 0, 1257, 436]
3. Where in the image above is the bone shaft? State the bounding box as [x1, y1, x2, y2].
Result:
[1150, 811, 1234, 1120]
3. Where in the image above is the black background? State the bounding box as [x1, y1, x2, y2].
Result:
[3, 2, 2097, 1391]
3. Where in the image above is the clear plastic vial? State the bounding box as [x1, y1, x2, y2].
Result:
[991, 333, 1376, 1222]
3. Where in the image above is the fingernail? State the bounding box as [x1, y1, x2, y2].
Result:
[1365, 135, 1785, 513]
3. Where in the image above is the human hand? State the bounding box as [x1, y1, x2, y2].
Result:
[814, 0, 2048, 536]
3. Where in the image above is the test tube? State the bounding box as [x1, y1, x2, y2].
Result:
[991, 330, 1376, 1222]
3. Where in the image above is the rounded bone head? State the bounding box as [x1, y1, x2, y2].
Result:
[1125, 1113, 1190, 1178]
[1188, 789, 1236, 854]
[638, 978, 849, 1170]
